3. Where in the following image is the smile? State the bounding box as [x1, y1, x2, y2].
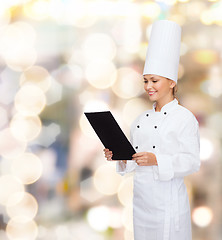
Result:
[148, 91, 157, 96]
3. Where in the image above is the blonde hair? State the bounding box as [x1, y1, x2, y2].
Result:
[173, 84, 180, 104]
[166, 77, 180, 105]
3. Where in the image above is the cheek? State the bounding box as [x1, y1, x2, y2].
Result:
[154, 83, 162, 91]
[156, 83, 169, 92]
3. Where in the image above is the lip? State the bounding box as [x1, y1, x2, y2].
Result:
[148, 91, 157, 96]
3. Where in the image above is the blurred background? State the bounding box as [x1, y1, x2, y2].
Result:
[0, 0, 221, 239]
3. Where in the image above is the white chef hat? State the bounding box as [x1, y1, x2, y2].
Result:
[143, 20, 181, 83]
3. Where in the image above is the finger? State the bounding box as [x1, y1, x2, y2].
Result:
[134, 157, 147, 161]
[137, 163, 150, 166]
[106, 155, 112, 160]
[136, 159, 147, 164]
[132, 152, 147, 157]
[104, 150, 112, 154]
[105, 152, 113, 157]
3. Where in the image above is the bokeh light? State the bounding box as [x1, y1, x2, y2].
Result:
[93, 163, 122, 195]
[109, 207, 123, 229]
[20, 66, 52, 93]
[117, 175, 134, 207]
[192, 206, 213, 227]
[120, 18, 142, 54]
[11, 152, 43, 184]
[0, 128, 26, 159]
[14, 85, 46, 116]
[124, 229, 134, 240]
[200, 137, 214, 161]
[123, 98, 151, 127]
[12, 21, 36, 47]
[61, 0, 98, 28]
[0, 0, 32, 8]
[10, 114, 42, 142]
[79, 113, 98, 139]
[206, 112, 222, 137]
[178, 63, 185, 79]
[192, 50, 218, 65]
[82, 33, 116, 61]
[121, 205, 133, 232]
[0, 7, 11, 27]
[201, 66, 222, 98]
[157, 0, 177, 5]
[0, 21, 37, 71]
[87, 206, 110, 232]
[83, 100, 109, 112]
[6, 217, 38, 240]
[85, 58, 117, 89]
[0, 175, 24, 205]
[142, 2, 161, 20]
[200, 2, 222, 25]
[0, 106, 8, 129]
[199, 127, 219, 162]
[6, 47, 37, 72]
[112, 67, 143, 99]
[23, 0, 50, 20]
[6, 192, 38, 220]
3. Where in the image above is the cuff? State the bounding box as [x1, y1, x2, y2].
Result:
[116, 160, 136, 176]
[155, 154, 174, 181]
[116, 161, 127, 176]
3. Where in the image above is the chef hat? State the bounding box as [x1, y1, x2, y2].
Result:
[143, 20, 181, 83]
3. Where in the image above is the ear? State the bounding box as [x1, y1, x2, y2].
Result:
[169, 80, 176, 89]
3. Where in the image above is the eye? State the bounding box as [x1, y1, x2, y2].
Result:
[143, 80, 148, 83]
[152, 80, 158, 83]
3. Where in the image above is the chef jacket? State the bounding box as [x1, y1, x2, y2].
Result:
[116, 98, 200, 240]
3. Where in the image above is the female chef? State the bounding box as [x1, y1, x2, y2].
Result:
[104, 20, 200, 240]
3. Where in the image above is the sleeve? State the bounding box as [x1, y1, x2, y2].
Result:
[116, 123, 137, 176]
[154, 116, 200, 181]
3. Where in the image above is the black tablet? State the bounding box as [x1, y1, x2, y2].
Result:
[84, 111, 135, 160]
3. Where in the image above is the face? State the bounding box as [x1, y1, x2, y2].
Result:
[143, 74, 176, 102]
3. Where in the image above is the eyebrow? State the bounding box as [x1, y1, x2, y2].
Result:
[143, 76, 154, 80]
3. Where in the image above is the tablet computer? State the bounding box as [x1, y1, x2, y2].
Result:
[84, 111, 135, 160]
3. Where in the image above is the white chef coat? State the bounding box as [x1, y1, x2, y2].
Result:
[116, 98, 200, 240]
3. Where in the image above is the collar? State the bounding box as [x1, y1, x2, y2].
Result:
[152, 98, 178, 113]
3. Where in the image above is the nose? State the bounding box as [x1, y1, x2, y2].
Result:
[145, 81, 153, 90]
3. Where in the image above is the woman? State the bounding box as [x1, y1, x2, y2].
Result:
[104, 20, 200, 240]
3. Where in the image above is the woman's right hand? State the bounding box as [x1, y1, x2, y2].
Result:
[103, 149, 127, 164]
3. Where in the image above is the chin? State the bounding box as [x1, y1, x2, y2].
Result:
[148, 95, 158, 102]
[148, 98, 156, 102]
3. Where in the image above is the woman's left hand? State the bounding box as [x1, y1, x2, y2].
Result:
[132, 152, 158, 166]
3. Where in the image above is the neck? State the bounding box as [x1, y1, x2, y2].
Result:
[155, 95, 175, 112]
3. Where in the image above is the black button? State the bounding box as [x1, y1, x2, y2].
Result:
[137, 125, 140, 128]
[154, 126, 157, 129]
[135, 146, 138, 149]
[153, 146, 155, 148]
[146, 114, 149, 117]
[164, 112, 167, 115]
